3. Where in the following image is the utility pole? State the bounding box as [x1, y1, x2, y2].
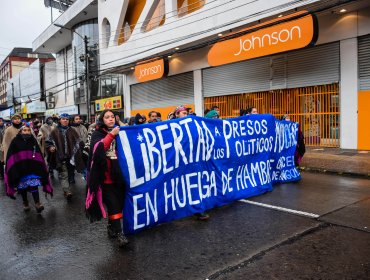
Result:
[84, 35, 91, 123]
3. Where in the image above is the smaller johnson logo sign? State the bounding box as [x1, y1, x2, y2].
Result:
[135, 59, 169, 83]
[208, 12, 318, 67]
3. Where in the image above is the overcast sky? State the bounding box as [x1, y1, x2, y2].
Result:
[0, 0, 60, 61]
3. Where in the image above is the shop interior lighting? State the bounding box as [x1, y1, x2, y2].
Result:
[218, 33, 223, 37]
[339, 9, 347, 13]
[175, 47, 180, 50]
[168, 55, 172, 58]
[278, 14, 283, 18]
[130, 67, 134, 70]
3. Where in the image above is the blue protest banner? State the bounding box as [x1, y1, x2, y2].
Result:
[116, 114, 300, 234]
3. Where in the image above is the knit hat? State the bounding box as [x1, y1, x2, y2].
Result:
[205, 110, 219, 119]
[59, 113, 70, 119]
[174, 106, 187, 115]
[19, 122, 31, 132]
[11, 114, 22, 120]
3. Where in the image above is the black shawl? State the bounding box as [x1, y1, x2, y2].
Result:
[85, 126, 124, 222]
[5, 134, 53, 198]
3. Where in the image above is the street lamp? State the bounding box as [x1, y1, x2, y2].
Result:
[54, 23, 91, 122]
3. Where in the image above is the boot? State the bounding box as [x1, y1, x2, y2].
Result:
[116, 232, 129, 247]
[64, 191, 73, 201]
[35, 202, 44, 214]
[23, 202, 31, 212]
[107, 225, 117, 238]
[194, 212, 210, 221]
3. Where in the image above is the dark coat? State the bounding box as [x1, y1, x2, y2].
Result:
[46, 125, 85, 172]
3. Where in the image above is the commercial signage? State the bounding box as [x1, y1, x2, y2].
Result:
[45, 105, 79, 116]
[134, 58, 168, 83]
[208, 12, 318, 67]
[115, 114, 300, 233]
[95, 96, 122, 112]
[0, 108, 12, 119]
[26, 101, 46, 114]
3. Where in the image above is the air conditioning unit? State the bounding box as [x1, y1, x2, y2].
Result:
[46, 96, 55, 103]
[47, 102, 55, 109]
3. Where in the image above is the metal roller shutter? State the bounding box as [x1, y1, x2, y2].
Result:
[203, 57, 270, 97]
[287, 42, 340, 88]
[131, 72, 194, 110]
[358, 34, 370, 90]
[203, 42, 340, 97]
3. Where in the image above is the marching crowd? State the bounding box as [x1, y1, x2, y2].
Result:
[0, 105, 304, 248]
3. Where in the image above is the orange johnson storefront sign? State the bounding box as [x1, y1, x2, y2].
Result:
[208, 13, 318, 67]
[135, 58, 169, 83]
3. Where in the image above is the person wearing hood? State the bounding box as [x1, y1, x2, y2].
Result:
[0, 117, 6, 179]
[46, 113, 84, 200]
[5, 123, 53, 213]
[134, 113, 146, 125]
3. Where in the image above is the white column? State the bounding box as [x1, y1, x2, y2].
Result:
[340, 38, 358, 149]
[122, 74, 131, 117]
[194, 70, 204, 116]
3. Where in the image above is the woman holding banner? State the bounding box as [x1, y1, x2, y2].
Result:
[85, 109, 129, 247]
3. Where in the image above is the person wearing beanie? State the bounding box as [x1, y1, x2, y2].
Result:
[0, 117, 6, 179]
[46, 113, 84, 200]
[174, 106, 188, 119]
[2, 114, 36, 161]
[5, 123, 53, 213]
[205, 110, 219, 119]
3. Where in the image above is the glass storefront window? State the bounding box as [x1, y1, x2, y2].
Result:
[100, 74, 123, 98]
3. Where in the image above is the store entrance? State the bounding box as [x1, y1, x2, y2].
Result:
[204, 83, 340, 148]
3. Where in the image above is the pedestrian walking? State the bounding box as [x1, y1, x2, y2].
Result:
[4, 123, 53, 213]
[0, 117, 6, 179]
[46, 113, 84, 200]
[85, 109, 129, 247]
[2, 114, 32, 161]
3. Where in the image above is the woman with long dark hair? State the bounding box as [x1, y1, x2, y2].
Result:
[85, 109, 128, 247]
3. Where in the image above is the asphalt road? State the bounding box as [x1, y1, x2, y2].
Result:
[0, 172, 369, 280]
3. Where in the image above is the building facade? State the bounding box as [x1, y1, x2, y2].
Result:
[33, 0, 370, 150]
[0, 48, 54, 108]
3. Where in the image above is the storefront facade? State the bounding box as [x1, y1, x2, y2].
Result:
[122, 3, 370, 150]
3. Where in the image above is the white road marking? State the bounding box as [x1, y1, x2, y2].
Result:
[239, 199, 320, 218]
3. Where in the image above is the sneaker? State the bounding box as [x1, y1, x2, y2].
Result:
[35, 202, 44, 214]
[116, 232, 129, 247]
[194, 212, 210, 221]
[64, 191, 73, 200]
[23, 202, 31, 212]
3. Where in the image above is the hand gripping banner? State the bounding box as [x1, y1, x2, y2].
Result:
[116, 114, 300, 234]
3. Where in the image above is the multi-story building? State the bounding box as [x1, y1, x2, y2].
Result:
[0, 48, 54, 109]
[33, 0, 370, 150]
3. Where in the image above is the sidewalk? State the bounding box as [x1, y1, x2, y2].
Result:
[300, 147, 370, 178]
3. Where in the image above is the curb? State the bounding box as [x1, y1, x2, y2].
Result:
[299, 167, 370, 179]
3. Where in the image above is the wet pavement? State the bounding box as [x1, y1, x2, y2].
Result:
[301, 147, 370, 177]
[0, 172, 369, 280]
